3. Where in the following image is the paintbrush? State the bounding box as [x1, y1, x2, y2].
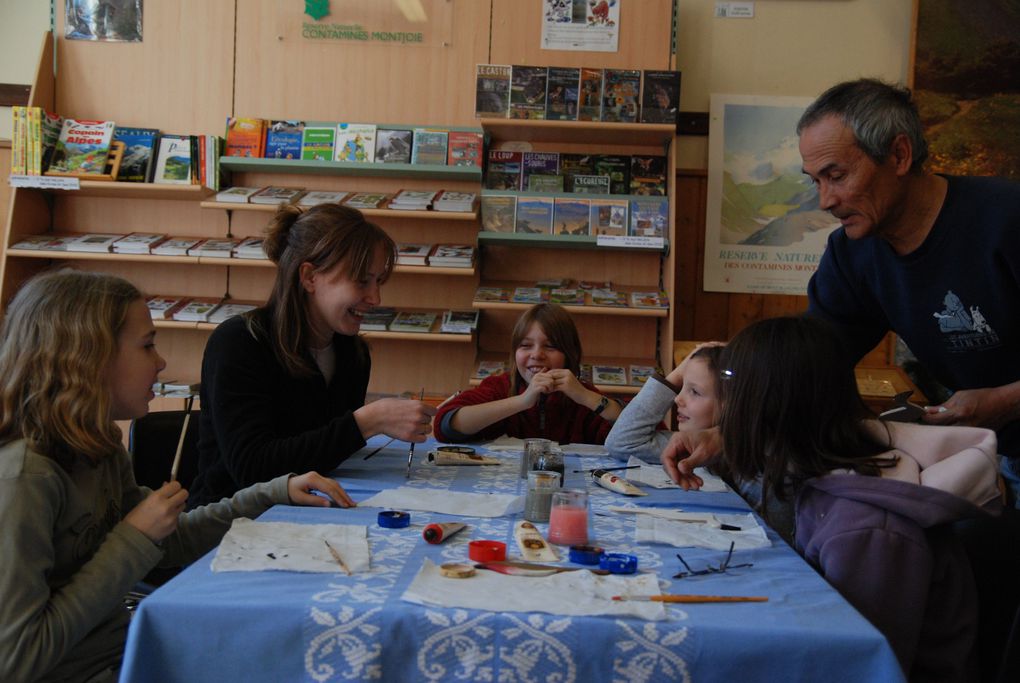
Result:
[476, 560, 609, 577]
[572, 465, 640, 473]
[406, 388, 424, 478]
[170, 394, 195, 483]
[323, 539, 352, 576]
[363, 437, 397, 460]
[612, 594, 768, 603]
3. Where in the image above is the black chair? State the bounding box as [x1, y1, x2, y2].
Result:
[128, 409, 200, 491]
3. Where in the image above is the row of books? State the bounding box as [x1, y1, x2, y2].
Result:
[224, 118, 483, 167]
[214, 186, 477, 213]
[146, 295, 257, 324]
[486, 151, 666, 196]
[474, 285, 669, 309]
[481, 195, 668, 239]
[473, 359, 659, 388]
[10, 232, 267, 259]
[396, 243, 475, 268]
[475, 64, 680, 125]
[361, 308, 480, 335]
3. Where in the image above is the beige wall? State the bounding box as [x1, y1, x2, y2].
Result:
[675, 0, 914, 168]
[0, 0, 51, 139]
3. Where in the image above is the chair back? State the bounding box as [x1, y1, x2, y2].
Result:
[128, 410, 200, 490]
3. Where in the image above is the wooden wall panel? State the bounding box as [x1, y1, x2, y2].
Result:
[233, 1, 491, 126]
[54, 1, 235, 135]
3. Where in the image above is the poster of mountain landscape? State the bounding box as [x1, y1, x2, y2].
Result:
[913, 0, 1020, 180]
[703, 94, 839, 295]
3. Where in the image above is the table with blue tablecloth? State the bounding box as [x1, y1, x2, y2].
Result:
[120, 437, 905, 682]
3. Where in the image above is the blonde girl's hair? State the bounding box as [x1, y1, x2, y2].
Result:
[507, 303, 582, 396]
[0, 270, 142, 470]
[254, 203, 396, 377]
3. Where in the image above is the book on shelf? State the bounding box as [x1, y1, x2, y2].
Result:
[474, 286, 509, 303]
[579, 280, 612, 290]
[9, 234, 74, 251]
[629, 197, 669, 238]
[66, 233, 122, 253]
[298, 190, 349, 207]
[146, 295, 187, 320]
[521, 152, 560, 191]
[630, 155, 668, 196]
[46, 118, 116, 175]
[152, 134, 193, 185]
[389, 189, 438, 211]
[475, 64, 512, 118]
[232, 236, 267, 260]
[112, 232, 168, 254]
[250, 186, 306, 205]
[589, 198, 629, 236]
[474, 359, 509, 379]
[590, 288, 628, 307]
[629, 365, 657, 386]
[10, 106, 26, 174]
[388, 311, 438, 333]
[396, 243, 433, 266]
[440, 309, 479, 334]
[549, 287, 585, 305]
[429, 244, 475, 267]
[553, 198, 591, 236]
[188, 238, 239, 258]
[224, 117, 265, 157]
[559, 153, 596, 192]
[151, 237, 203, 256]
[527, 175, 564, 192]
[411, 128, 449, 165]
[359, 307, 397, 331]
[300, 124, 337, 161]
[374, 128, 413, 163]
[113, 127, 160, 182]
[577, 68, 604, 121]
[571, 174, 611, 195]
[546, 66, 580, 121]
[593, 155, 630, 195]
[485, 150, 523, 190]
[592, 365, 628, 386]
[601, 69, 641, 123]
[536, 278, 572, 289]
[514, 197, 554, 234]
[511, 287, 545, 304]
[640, 70, 681, 125]
[447, 130, 483, 168]
[433, 190, 476, 212]
[629, 291, 670, 308]
[172, 298, 223, 322]
[208, 302, 258, 324]
[480, 195, 517, 232]
[38, 110, 64, 174]
[335, 123, 377, 163]
[509, 65, 547, 120]
[344, 192, 390, 210]
[215, 186, 264, 203]
[579, 363, 594, 383]
[264, 120, 304, 159]
[23, 108, 41, 175]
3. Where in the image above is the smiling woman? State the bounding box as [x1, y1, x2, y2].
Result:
[189, 203, 436, 508]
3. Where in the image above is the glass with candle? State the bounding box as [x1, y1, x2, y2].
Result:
[547, 489, 589, 545]
[521, 438, 552, 479]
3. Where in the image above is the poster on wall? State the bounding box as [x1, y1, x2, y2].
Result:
[913, 0, 1020, 181]
[541, 0, 620, 52]
[65, 0, 143, 42]
[703, 94, 839, 296]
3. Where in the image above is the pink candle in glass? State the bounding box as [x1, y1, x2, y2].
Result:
[547, 491, 589, 546]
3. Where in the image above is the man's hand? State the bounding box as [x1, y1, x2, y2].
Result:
[922, 385, 1020, 431]
[659, 427, 723, 490]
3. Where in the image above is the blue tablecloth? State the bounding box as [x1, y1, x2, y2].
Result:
[120, 438, 905, 682]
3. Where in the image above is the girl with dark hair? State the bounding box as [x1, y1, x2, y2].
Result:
[719, 316, 1001, 681]
[433, 303, 620, 444]
[190, 204, 435, 507]
[0, 270, 352, 682]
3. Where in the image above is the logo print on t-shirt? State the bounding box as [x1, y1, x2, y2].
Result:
[933, 290, 999, 352]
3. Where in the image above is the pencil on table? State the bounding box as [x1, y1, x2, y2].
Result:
[324, 539, 352, 576]
[612, 594, 768, 603]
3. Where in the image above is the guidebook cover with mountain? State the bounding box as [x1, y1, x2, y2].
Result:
[47, 119, 116, 175]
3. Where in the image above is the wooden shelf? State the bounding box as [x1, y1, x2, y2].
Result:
[474, 282, 669, 317]
[477, 231, 668, 252]
[481, 119, 675, 146]
[7, 248, 201, 266]
[28, 180, 214, 201]
[200, 200, 479, 221]
[362, 330, 475, 343]
[393, 264, 476, 276]
[220, 157, 482, 181]
[468, 352, 656, 396]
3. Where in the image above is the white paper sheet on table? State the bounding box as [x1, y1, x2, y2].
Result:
[210, 518, 370, 573]
[402, 559, 667, 620]
[479, 435, 606, 457]
[625, 456, 729, 491]
[634, 512, 770, 551]
[359, 486, 523, 517]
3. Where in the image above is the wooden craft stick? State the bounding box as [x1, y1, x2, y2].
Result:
[323, 539, 352, 576]
[612, 594, 768, 603]
[170, 394, 195, 483]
